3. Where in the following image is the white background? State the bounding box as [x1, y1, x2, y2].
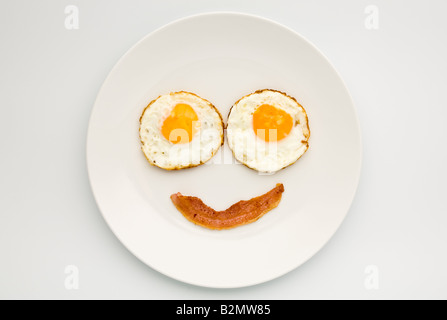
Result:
[1, 0, 446, 299]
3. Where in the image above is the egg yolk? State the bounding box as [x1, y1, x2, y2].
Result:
[162, 103, 199, 144]
[252, 104, 293, 142]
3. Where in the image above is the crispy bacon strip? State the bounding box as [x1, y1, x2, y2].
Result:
[170, 183, 284, 230]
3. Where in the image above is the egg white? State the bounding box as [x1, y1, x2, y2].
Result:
[139, 92, 223, 170]
[227, 89, 310, 173]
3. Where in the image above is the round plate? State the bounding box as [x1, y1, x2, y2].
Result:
[87, 12, 361, 288]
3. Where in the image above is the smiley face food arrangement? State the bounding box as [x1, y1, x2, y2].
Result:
[139, 89, 310, 230]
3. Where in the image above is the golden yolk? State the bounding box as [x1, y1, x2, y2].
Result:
[252, 104, 293, 142]
[161, 103, 199, 144]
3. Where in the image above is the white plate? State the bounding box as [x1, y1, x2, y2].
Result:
[87, 12, 361, 288]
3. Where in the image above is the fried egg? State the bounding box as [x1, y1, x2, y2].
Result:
[139, 91, 224, 170]
[227, 89, 310, 173]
